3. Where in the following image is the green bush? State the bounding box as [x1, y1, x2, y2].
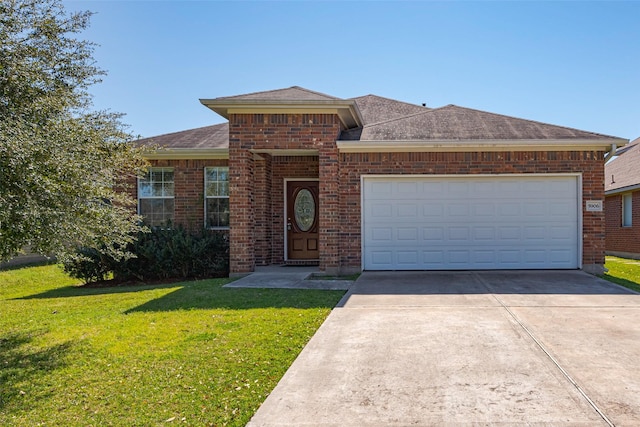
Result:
[63, 227, 229, 284]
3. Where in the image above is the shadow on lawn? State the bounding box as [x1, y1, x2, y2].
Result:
[0, 330, 73, 411]
[16, 280, 344, 311]
[125, 285, 345, 313]
[16, 280, 192, 300]
[601, 274, 640, 293]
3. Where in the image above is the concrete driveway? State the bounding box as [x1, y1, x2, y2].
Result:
[247, 270, 640, 426]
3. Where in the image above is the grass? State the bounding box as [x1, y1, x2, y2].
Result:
[0, 265, 345, 426]
[602, 256, 640, 293]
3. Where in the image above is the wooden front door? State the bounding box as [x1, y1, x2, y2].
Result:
[287, 181, 319, 260]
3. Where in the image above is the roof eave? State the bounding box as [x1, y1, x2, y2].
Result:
[337, 138, 627, 153]
[605, 183, 640, 196]
[199, 99, 363, 129]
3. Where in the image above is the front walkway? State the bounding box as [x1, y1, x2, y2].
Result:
[248, 270, 640, 426]
[224, 265, 352, 290]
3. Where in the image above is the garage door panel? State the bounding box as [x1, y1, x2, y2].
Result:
[363, 176, 579, 270]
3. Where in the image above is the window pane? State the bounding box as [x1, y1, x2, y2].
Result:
[218, 168, 228, 181]
[152, 183, 163, 197]
[151, 170, 164, 182]
[163, 182, 174, 197]
[205, 182, 215, 197]
[138, 182, 152, 198]
[219, 182, 229, 196]
[206, 198, 229, 228]
[623, 194, 633, 227]
[219, 199, 230, 227]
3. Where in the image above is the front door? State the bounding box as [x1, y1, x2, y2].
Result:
[287, 181, 319, 260]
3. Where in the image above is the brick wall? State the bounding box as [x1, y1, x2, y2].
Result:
[339, 150, 606, 272]
[228, 113, 341, 273]
[605, 190, 640, 258]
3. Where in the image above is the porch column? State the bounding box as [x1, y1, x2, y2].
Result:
[229, 148, 255, 275]
[318, 145, 340, 274]
[253, 153, 272, 266]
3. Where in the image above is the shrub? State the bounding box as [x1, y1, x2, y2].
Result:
[63, 227, 229, 284]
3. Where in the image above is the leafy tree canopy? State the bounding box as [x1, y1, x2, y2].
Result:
[0, 0, 148, 263]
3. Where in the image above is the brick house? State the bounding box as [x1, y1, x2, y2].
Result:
[605, 137, 640, 259]
[133, 86, 626, 276]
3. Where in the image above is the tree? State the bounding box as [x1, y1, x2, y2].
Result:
[0, 0, 148, 263]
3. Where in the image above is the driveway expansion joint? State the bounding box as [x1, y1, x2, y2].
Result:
[471, 272, 615, 427]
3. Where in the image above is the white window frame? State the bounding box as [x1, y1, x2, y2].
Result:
[622, 193, 633, 227]
[138, 167, 175, 227]
[204, 166, 230, 229]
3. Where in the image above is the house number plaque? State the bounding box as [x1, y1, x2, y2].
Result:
[585, 200, 603, 212]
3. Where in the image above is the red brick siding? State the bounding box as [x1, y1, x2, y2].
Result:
[339, 151, 605, 271]
[228, 113, 341, 273]
[606, 190, 640, 257]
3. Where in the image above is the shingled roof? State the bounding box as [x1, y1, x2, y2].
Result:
[605, 137, 640, 194]
[350, 94, 429, 124]
[340, 103, 620, 141]
[136, 86, 625, 152]
[210, 86, 340, 102]
[135, 122, 228, 150]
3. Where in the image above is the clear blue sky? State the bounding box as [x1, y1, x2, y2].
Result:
[64, 1, 640, 141]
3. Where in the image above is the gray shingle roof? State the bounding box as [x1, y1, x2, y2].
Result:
[350, 94, 429, 124]
[213, 86, 340, 101]
[135, 122, 229, 149]
[605, 137, 640, 193]
[136, 87, 625, 151]
[341, 104, 621, 141]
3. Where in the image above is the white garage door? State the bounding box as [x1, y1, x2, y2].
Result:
[362, 175, 579, 270]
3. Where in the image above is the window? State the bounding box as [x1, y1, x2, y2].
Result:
[138, 168, 174, 227]
[622, 193, 633, 227]
[205, 167, 229, 228]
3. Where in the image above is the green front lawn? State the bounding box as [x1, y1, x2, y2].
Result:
[0, 265, 345, 426]
[602, 256, 640, 293]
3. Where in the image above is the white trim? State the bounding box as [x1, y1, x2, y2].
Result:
[199, 99, 363, 129]
[605, 183, 640, 196]
[360, 173, 582, 271]
[283, 178, 320, 262]
[338, 139, 626, 153]
[577, 175, 584, 269]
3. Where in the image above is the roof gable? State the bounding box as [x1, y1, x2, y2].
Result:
[605, 137, 640, 194]
[213, 86, 340, 102]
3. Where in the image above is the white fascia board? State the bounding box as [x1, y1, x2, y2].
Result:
[199, 99, 363, 128]
[605, 183, 640, 196]
[337, 138, 627, 153]
[144, 148, 229, 160]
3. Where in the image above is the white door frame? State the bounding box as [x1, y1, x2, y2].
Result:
[283, 178, 320, 261]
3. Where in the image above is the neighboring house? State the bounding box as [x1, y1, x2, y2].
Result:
[605, 137, 640, 259]
[132, 86, 627, 276]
